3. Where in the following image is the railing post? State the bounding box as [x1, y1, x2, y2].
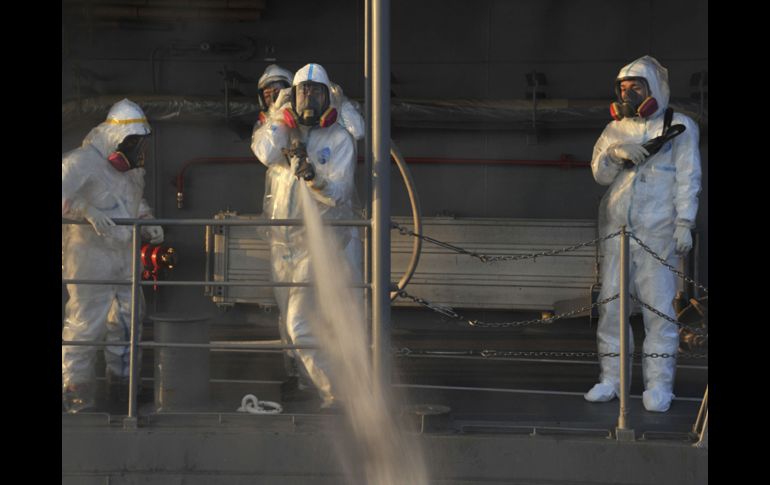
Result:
[616, 225, 635, 441]
[363, 0, 373, 354]
[123, 223, 142, 430]
[372, 0, 391, 394]
[692, 385, 708, 448]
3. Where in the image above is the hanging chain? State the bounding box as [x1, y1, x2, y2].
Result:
[391, 221, 620, 263]
[396, 289, 619, 328]
[627, 233, 709, 294]
[392, 348, 707, 360]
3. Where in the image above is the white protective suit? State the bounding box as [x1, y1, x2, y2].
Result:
[586, 56, 701, 412]
[251, 63, 360, 408]
[62, 99, 162, 413]
[252, 66, 365, 391]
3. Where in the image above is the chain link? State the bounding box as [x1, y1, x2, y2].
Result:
[630, 294, 708, 336]
[392, 347, 708, 360]
[627, 233, 709, 294]
[390, 221, 709, 296]
[396, 289, 619, 328]
[391, 221, 620, 264]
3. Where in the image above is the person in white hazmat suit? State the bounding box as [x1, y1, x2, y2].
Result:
[252, 64, 365, 399]
[585, 56, 701, 412]
[62, 99, 164, 413]
[251, 63, 361, 410]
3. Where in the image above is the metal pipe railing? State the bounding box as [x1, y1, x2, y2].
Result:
[62, 215, 369, 426]
[64, 280, 370, 289]
[62, 340, 318, 351]
[372, 0, 392, 395]
[63, 218, 370, 227]
[616, 226, 635, 441]
[125, 225, 142, 428]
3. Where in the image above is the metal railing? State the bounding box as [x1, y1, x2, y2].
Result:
[62, 217, 368, 429]
[64, 218, 709, 442]
[393, 224, 709, 442]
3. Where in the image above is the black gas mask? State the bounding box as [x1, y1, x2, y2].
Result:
[610, 77, 659, 120]
[292, 81, 332, 127]
[108, 134, 149, 172]
[257, 80, 291, 113]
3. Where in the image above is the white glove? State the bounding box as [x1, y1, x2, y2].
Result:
[608, 143, 649, 165]
[143, 225, 164, 245]
[673, 225, 693, 254]
[273, 88, 292, 113]
[84, 205, 115, 236]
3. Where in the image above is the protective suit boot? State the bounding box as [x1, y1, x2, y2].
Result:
[280, 376, 316, 402]
[642, 386, 674, 412]
[584, 382, 618, 402]
[319, 398, 343, 414]
[63, 383, 95, 414]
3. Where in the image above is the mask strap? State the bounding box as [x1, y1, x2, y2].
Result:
[319, 107, 338, 128]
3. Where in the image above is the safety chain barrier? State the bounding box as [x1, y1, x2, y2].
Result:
[391, 221, 620, 263]
[392, 348, 708, 360]
[396, 289, 619, 328]
[392, 223, 708, 335]
[630, 294, 708, 336]
[398, 287, 708, 336]
[391, 221, 709, 294]
[627, 233, 709, 294]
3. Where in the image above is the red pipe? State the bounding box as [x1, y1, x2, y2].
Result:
[175, 154, 589, 208]
[356, 153, 589, 168]
[397, 155, 589, 168]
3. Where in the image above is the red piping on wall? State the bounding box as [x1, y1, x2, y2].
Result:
[174, 154, 589, 208]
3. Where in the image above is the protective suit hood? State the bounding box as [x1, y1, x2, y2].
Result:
[82, 99, 151, 158]
[615, 55, 670, 119]
[258, 64, 293, 89]
[292, 63, 331, 89]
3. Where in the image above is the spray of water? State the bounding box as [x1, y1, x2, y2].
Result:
[298, 184, 429, 485]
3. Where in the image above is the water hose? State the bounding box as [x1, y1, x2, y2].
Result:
[389, 141, 422, 301]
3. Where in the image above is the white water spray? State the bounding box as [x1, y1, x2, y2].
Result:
[298, 183, 429, 485]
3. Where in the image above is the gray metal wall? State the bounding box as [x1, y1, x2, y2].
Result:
[62, 0, 708, 320]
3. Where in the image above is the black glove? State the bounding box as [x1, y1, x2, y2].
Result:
[295, 158, 316, 181]
[281, 140, 308, 166]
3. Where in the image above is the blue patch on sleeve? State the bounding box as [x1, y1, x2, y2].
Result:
[318, 147, 331, 164]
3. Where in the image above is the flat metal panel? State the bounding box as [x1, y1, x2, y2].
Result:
[212, 214, 598, 311]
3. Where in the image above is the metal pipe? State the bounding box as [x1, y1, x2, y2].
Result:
[63, 279, 371, 289]
[389, 143, 422, 300]
[204, 224, 212, 294]
[692, 385, 708, 435]
[143, 281, 370, 288]
[63, 218, 370, 227]
[126, 225, 142, 427]
[616, 225, 633, 439]
[364, 0, 373, 360]
[372, 0, 391, 392]
[394, 383, 703, 402]
[695, 410, 708, 447]
[62, 340, 318, 350]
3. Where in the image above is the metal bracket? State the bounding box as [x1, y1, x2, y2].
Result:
[615, 427, 636, 442]
[123, 416, 138, 430]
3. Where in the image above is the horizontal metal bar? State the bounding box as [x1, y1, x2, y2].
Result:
[394, 383, 703, 402]
[62, 279, 132, 285]
[396, 353, 708, 370]
[62, 340, 317, 350]
[62, 279, 371, 289]
[63, 218, 370, 227]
